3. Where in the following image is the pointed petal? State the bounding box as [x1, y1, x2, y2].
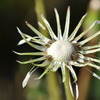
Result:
[66, 65, 77, 82]
[82, 44, 100, 50]
[38, 21, 46, 30]
[22, 66, 38, 88]
[68, 14, 87, 41]
[34, 60, 50, 67]
[35, 67, 49, 80]
[85, 57, 100, 64]
[17, 27, 45, 51]
[17, 56, 45, 64]
[25, 21, 50, 43]
[13, 51, 44, 56]
[18, 38, 31, 45]
[79, 31, 100, 45]
[88, 63, 100, 70]
[73, 62, 88, 67]
[93, 73, 100, 80]
[69, 79, 74, 97]
[54, 8, 62, 40]
[24, 34, 45, 45]
[74, 62, 100, 70]
[61, 63, 66, 82]
[74, 20, 100, 42]
[41, 15, 58, 40]
[80, 48, 100, 54]
[84, 67, 100, 80]
[78, 54, 100, 64]
[63, 6, 70, 40]
[22, 72, 31, 88]
[75, 83, 79, 100]
[35, 62, 53, 80]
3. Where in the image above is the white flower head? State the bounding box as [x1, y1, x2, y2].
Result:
[15, 6, 100, 91]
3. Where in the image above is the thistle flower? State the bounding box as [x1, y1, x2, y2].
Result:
[15, 7, 100, 91]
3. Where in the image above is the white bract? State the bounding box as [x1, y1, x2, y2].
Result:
[15, 6, 100, 99]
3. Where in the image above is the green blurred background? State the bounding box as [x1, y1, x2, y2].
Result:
[0, 0, 100, 100]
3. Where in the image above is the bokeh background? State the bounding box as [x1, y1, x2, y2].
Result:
[0, 0, 100, 100]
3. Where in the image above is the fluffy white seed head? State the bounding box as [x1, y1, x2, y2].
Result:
[47, 40, 74, 61]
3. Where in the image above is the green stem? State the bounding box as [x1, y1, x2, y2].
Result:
[64, 68, 75, 100]
[35, 0, 62, 100]
[46, 72, 62, 100]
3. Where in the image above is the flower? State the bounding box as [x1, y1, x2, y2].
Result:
[14, 7, 100, 89]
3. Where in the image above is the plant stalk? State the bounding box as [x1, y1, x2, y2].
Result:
[35, 0, 62, 100]
[64, 68, 75, 100]
[46, 72, 62, 100]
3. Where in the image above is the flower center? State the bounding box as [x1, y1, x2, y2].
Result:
[47, 40, 74, 61]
